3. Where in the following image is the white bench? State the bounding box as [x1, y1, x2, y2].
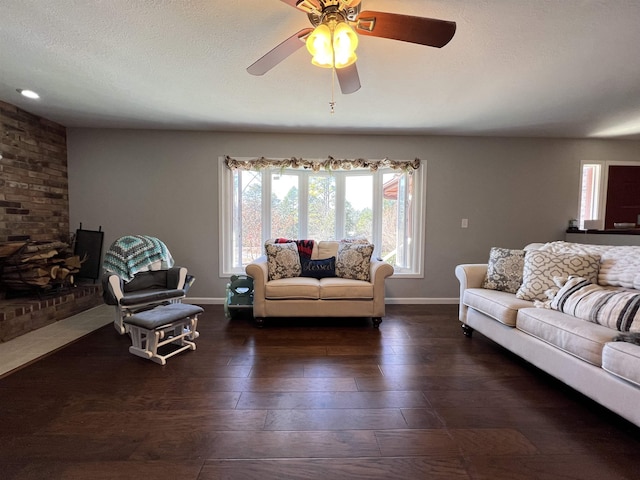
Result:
[124, 303, 203, 365]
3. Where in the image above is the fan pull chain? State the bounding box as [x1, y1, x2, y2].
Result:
[329, 27, 336, 114]
[330, 66, 336, 114]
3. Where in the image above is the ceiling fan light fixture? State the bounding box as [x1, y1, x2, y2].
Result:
[332, 21, 358, 68]
[306, 23, 333, 68]
[306, 17, 358, 69]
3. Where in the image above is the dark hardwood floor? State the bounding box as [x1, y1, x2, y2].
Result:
[1, 304, 640, 479]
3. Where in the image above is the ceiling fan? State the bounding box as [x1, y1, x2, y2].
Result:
[247, 0, 457, 95]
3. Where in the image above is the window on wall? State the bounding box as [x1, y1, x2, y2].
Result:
[578, 160, 640, 229]
[219, 157, 426, 277]
[578, 162, 603, 227]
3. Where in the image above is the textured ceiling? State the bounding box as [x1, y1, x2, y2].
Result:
[2, 0, 640, 139]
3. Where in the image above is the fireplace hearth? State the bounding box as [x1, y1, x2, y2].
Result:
[0, 283, 103, 342]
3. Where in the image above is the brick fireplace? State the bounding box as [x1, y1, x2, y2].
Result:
[0, 100, 103, 342]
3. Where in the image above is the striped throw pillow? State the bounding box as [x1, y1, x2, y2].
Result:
[551, 276, 640, 332]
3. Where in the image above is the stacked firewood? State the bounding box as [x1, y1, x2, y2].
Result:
[0, 241, 86, 291]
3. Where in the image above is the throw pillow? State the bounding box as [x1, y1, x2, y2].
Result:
[515, 250, 600, 301]
[335, 243, 374, 282]
[265, 242, 301, 281]
[274, 238, 314, 259]
[551, 276, 640, 332]
[301, 257, 336, 279]
[482, 247, 526, 294]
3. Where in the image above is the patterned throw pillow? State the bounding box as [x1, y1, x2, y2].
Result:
[335, 243, 374, 282]
[301, 257, 336, 279]
[482, 247, 526, 293]
[265, 242, 301, 281]
[551, 276, 640, 332]
[516, 250, 600, 301]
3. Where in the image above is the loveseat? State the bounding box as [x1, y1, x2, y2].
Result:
[456, 241, 640, 427]
[246, 239, 394, 328]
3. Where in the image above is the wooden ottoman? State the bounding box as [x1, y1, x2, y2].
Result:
[124, 303, 204, 365]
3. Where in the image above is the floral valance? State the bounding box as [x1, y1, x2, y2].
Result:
[224, 156, 421, 173]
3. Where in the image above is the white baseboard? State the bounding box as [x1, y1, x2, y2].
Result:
[185, 297, 459, 305]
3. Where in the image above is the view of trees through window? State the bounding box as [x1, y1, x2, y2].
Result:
[228, 165, 421, 275]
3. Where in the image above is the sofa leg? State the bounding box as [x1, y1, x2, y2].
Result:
[255, 317, 265, 328]
[461, 324, 474, 338]
[372, 317, 382, 328]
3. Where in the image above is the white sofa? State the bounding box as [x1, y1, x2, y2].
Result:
[456, 241, 640, 427]
[246, 240, 394, 328]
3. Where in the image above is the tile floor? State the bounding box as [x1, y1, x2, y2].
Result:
[0, 304, 113, 377]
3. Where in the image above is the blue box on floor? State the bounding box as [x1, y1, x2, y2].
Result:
[224, 275, 254, 318]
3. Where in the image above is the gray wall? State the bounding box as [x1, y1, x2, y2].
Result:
[66, 129, 640, 302]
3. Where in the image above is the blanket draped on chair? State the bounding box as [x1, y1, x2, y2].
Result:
[103, 235, 174, 282]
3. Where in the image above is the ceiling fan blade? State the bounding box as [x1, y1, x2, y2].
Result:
[355, 10, 456, 48]
[279, 0, 302, 8]
[336, 63, 361, 95]
[247, 28, 313, 76]
[280, 0, 321, 13]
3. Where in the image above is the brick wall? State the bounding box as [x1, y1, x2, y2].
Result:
[0, 100, 69, 243]
[0, 104, 104, 341]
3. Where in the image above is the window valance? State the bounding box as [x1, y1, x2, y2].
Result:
[224, 156, 421, 173]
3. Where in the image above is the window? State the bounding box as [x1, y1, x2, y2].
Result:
[577, 160, 640, 228]
[578, 162, 603, 227]
[219, 157, 426, 277]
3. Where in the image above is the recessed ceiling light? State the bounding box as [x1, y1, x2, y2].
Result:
[17, 89, 40, 99]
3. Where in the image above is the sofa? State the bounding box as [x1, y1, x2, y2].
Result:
[456, 241, 640, 427]
[245, 239, 394, 328]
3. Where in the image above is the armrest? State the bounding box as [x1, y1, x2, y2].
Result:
[102, 273, 123, 305]
[370, 259, 394, 283]
[245, 256, 268, 317]
[455, 264, 488, 289]
[454, 264, 488, 323]
[245, 256, 268, 284]
[370, 259, 394, 317]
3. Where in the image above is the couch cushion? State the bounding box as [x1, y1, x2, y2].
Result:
[482, 247, 526, 294]
[319, 277, 374, 300]
[463, 288, 533, 327]
[515, 250, 600, 301]
[602, 341, 640, 387]
[124, 270, 169, 291]
[516, 307, 617, 365]
[119, 288, 185, 306]
[265, 277, 320, 300]
[316, 241, 339, 260]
